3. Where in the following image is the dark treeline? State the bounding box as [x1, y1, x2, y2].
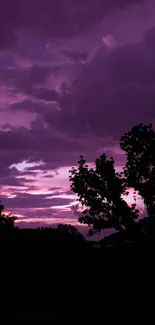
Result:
[1, 123, 155, 323]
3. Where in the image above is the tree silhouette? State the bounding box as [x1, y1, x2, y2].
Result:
[57, 223, 84, 240]
[120, 123, 155, 218]
[69, 154, 139, 235]
[0, 201, 17, 230]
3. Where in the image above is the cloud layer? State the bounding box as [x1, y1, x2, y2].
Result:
[0, 0, 154, 232]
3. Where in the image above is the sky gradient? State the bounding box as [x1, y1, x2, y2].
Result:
[0, 0, 154, 231]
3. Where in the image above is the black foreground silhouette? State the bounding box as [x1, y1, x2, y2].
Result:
[1, 123, 155, 323]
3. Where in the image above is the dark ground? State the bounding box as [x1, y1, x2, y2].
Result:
[0, 228, 155, 324]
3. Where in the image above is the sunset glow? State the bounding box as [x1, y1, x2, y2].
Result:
[0, 0, 154, 234]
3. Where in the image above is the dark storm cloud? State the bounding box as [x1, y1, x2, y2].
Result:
[32, 89, 59, 102]
[0, 150, 29, 184]
[10, 100, 54, 116]
[0, 159, 36, 188]
[16, 170, 38, 177]
[3, 26, 155, 177]
[48, 187, 62, 191]
[18, 209, 57, 219]
[0, 0, 144, 49]
[0, 120, 88, 170]
[0, 0, 152, 224]
[0, 119, 83, 192]
[0, 176, 33, 187]
[0, 65, 52, 95]
[16, 221, 48, 228]
[38, 26, 155, 141]
[108, 27, 155, 84]
[1, 192, 74, 209]
[63, 51, 88, 63]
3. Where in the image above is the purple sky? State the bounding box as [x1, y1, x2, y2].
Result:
[0, 0, 154, 231]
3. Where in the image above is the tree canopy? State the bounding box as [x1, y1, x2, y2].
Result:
[120, 123, 155, 218]
[70, 123, 155, 236]
[69, 154, 139, 235]
[0, 201, 17, 230]
[57, 223, 85, 240]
